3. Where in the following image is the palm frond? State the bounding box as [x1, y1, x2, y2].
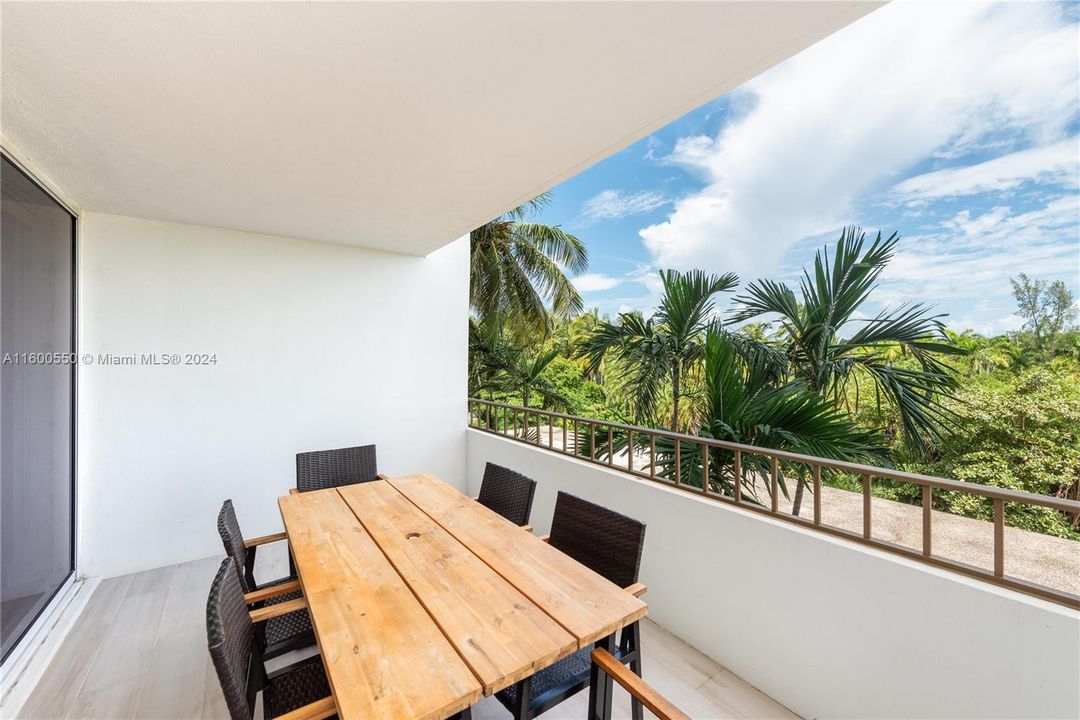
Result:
[657, 269, 739, 343]
[574, 314, 643, 375]
[729, 278, 801, 326]
[468, 192, 586, 337]
[512, 222, 588, 274]
[511, 241, 584, 319]
[857, 358, 960, 455]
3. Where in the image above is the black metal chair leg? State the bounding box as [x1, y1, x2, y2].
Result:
[244, 546, 259, 591]
[626, 623, 644, 720]
[511, 676, 531, 720]
[589, 634, 617, 720]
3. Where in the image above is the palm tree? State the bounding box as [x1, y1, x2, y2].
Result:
[468, 318, 516, 400]
[576, 269, 738, 431]
[1004, 342, 1037, 373]
[946, 330, 1011, 376]
[504, 348, 568, 409]
[470, 193, 588, 340]
[468, 320, 567, 432]
[654, 328, 889, 501]
[729, 227, 964, 470]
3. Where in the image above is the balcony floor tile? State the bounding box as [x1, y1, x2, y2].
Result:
[19, 552, 797, 720]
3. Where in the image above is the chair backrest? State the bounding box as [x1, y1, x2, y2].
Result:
[477, 462, 537, 527]
[548, 492, 645, 589]
[295, 444, 378, 492]
[207, 558, 262, 720]
[217, 499, 254, 593]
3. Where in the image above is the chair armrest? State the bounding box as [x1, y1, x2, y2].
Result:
[243, 579, 301, 605]
[521, 524, 533, 533]
[538, 534, 550, 543]
[591, 648, 690, 720]
[244, 531, 287, 548]
[249, 596, 307, 623]
[377, 473, 390, 481]
[624, 582, 647, 598]
[470, 496, 479, 501]
[289, 488, 299, 495]
[275, 696, 336, 720]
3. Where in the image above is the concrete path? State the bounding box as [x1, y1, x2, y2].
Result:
[510, 425, 1080, 596]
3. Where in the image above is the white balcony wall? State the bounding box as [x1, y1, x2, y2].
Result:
[77, 213, 468, 578]
[467, 430, 1080, 720]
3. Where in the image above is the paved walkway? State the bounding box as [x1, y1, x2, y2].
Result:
[806, 483, 1080, 594]
[515, 426, 1080, 596]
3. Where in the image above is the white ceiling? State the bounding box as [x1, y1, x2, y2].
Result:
[1, 2, 880, 256]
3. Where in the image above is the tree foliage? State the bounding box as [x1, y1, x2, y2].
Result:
[904, 368, 1080, 538]
[729, 226, 965, 457]
[466, 206, 1080, 538]
[576, 269, 738, 430]
[1010, 273, 1077, 354]
[470, 193, 587, 340]
[652, 329, 890, 506]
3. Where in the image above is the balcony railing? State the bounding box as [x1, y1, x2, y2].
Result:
[467, 398, 1080, 610]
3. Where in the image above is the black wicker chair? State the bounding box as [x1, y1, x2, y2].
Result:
[495, 492, 647, 720]
[206, 558, 336, 720]
[295, 444, 379, 493]
[476, 463, 537, 528]
[217, 499, 314, 659]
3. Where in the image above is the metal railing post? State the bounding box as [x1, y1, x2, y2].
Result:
[863, 474, 872, 539]
[770, 457, 779, 513]
[701, 442, 709, 495]
[994, 498, 1005, 577]
[922, 486, 932, 557]
[463, 398, 1080, 610]
[813, 464, 822, 526]
[734, 450, 742, 503]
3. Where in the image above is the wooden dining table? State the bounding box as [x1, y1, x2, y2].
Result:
[278, 473, 648, 720]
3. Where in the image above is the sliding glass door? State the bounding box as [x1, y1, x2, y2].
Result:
[0, 155, 76, 663]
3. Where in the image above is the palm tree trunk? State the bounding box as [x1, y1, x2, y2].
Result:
[791, 474, 806, 517]
[671, 364, 680, 432]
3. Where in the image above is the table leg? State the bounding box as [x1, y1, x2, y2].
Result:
[509, 676, 531, 720]
[588, 634, 617, 720]
[620, 622, 643, 720]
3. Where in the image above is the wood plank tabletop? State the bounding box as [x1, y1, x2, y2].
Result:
[385, 473, 648, 648]
[337, 481, 577, 695]
[279, 488, 482, 720]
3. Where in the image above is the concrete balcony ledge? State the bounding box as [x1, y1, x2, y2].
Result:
[467, 428, 1080, 720]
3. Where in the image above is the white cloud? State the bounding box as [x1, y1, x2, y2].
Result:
[664, 136, 716, 174]
[941, 206, 1013, 238]
[893, 139, 1080, 204]
[643, 135, 664, 161]
[638, 1, 1079, 282]
[577, 264, 669, 319]
[572, 273, 623, 293]
[867, 196, 1080, 334]
[947, 313, 1024, 336]
[580, 189, 668, 224]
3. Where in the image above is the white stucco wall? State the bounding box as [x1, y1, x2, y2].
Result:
[467, 429, 1080, 720]
[77, 213, 468, 578]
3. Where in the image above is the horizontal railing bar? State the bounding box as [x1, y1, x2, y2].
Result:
[468, 399, 1080, 513]
[467, 409, 1080, 611]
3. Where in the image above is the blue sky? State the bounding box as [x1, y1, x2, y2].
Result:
[530, 1, 1080, 336]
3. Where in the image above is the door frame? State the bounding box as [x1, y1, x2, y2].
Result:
[0, 146, 80, 668]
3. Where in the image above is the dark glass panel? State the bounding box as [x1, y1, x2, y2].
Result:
[1, 156, 76, 662]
